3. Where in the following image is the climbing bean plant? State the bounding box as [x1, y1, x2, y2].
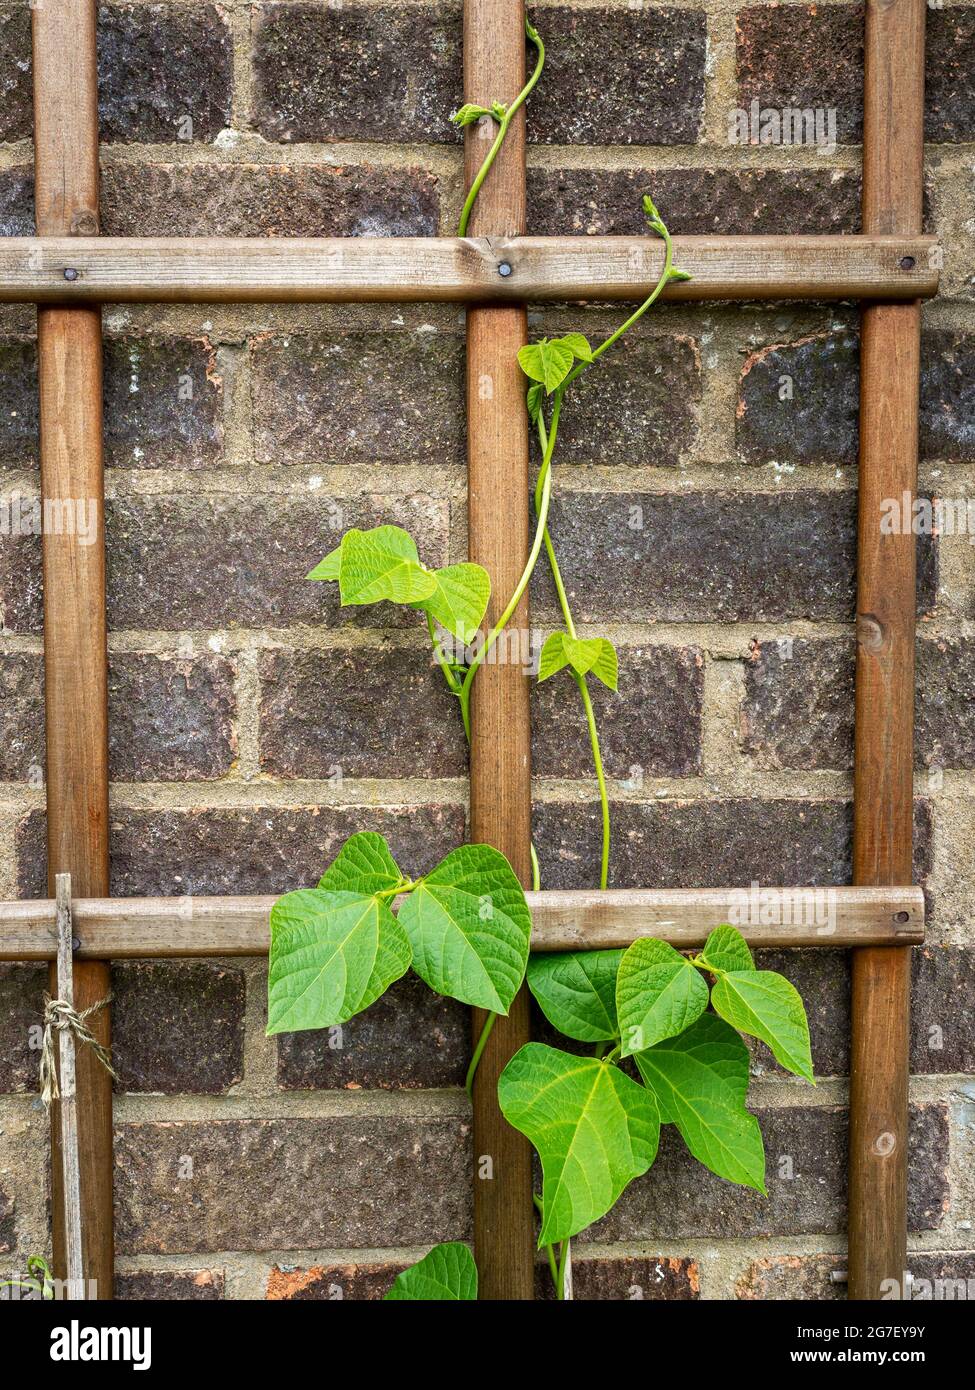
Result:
[266, 19, 813, 1301]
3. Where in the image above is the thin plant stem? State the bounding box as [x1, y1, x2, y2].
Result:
[456, 24, 545, 238]
[556, 1236, 571, 1301]
[534, 1195, 560, 1290]
[465, 1012, 498, 1098]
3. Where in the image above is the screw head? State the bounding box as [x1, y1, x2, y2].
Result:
[63, 267, 79, 282]
[899, 255, 916, 272]
[498, 261, 512, 278]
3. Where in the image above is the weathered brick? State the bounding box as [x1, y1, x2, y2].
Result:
[104, 494, 446, 632]
[736, 5, 863, 145]
[736, 1251, 975, 1301]
[259, 647, 466, 781]
[277, 973, 468, 1090]
[742, 637, 975, 772]
[532, 491, 937, 624]
[0, 653, 43, 780]
[737, 331, 859, 467]
[0, 1182, 13, 1254]
[738, 330, 975, 466]
[17, 804, 466, 898]
[114, 1116, 471, 1253]
[751, 949, 850, 1079]
[98, 3, 232, 143]
[111, 962, 246, 1094]
[0, 964, 44, 1093]
[104, 337, 223, 469]
[0, 339, 38, 470]
[0, 8, 31, 144]
[917, 639, 975, 770]
[0, 528, 42, 635]
[737, 6, 975, 145]
[536, 1255, 699, 1301]
[741, 637, 854, 772]
[525, 6, 706, 145]
[0, 166, 34, 237]
[253, 2, 460, 144]
[532, 644, 704, 780]
[529, 328, 701, 468]
[529, 167, 861, 237]
[532, 797, 932, 891]
[912, 947, 975, 1075]
[109, 654, 237, 782]
[266, 1261, 404, 1299]
[115, 1270, 224, 1300]
[0, 651, 236, 781]
[251, 332, 464, 468]
[585, 1103, 948, 1240]
[1, 335, 223, 470]
[100, 163, 440, 238]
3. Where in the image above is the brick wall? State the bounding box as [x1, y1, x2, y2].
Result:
[1, 0, 974, 1300]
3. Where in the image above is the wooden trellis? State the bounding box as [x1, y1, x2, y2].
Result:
[0, 0, 932, 1301]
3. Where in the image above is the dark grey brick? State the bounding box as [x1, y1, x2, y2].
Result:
[532, 643, 704, 779]
[536, 1255, 700, 1300]
[525, 6, 706, 145]
[0, 964, 45, 1093]
[0, 8, 31, 144]
[532, 797, 932, 891]
[0, 165, 34, 237]
[98, 3, 232, 143]
[114, 1116, 471, 1253]
[100, 163, 440, 238]
[529, 167, 861, 237]
[0, 653, 43, 780]
[0, 528, 42, 635]
[917, 639, 975, 770]
[251, 331, 464, 467]
[912, 947, 975, 1075]
[529, 328, 701, 468]
[109, 654, 237, 782]
[112, 962, 246, 1094]
[104, 493, 447, 631]
[532, 491, 937, 624]
[115, 1270, 224, 1300]
[277, 972, 468, 1091]
[585, 1103, 948, 1240]
[259, 646, 466, 780]
[252, 2, 460, 144]
[0, 339, 38, 470]
[17, 804, 466, 898]
[751, 949, 850, 1080]
[741, 637, 854, 772]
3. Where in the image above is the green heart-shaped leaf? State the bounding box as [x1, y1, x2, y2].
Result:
[699, 923, 754, 974]
[711, 970, 814, 1083]
[412, 562, 490, 644]
[498, 1043, 660, 1247]
[558, 332, 593, 362]
[634, 1013, 766, 1193]
[267, 888, 410, 1035]
[538, 633, 618, 691]
[383, 1242, 478, 1300]
[338, 526, 437, 606]
[527, 950, 623, 1042]
[517, 338, 575, 393]
[616, 937, 709, 1056]
[397, 844, 531, 1014]
[307, 543, 342, 581]
[317, 831, 403, 895]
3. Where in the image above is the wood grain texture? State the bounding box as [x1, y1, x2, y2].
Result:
[32, 0, 113, 1300]
[0, 235, 939, 304]
[464, 0, 535, 1302]
[849, 0, 926, 1303]
[0, 887, 926, 961]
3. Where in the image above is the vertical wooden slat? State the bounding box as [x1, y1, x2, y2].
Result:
[464, 0, 535, 1299]
[32, 0, 114, 1298]
[849, 0, 926, 1301]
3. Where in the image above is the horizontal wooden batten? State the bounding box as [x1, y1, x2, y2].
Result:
[0, 235, 939, 304]
[2, 885, 924, 961]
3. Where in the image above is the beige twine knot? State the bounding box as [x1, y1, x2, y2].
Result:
[39, 994, 117, 1108]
